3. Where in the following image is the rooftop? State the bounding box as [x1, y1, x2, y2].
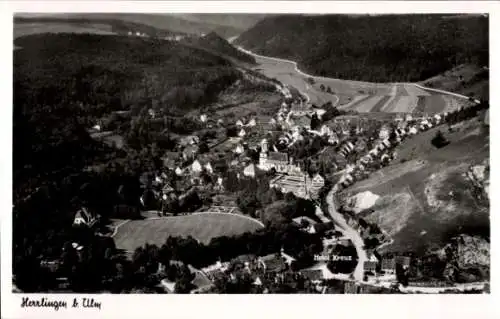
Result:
[268, 152, 288, 162]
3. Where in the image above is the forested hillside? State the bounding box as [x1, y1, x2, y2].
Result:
[235, 14, 488, 82]
[15, 13, 249, 38]
[13, 33, 252, 291]
[14, 16, 185, 38]
[181, 32, 256, 64]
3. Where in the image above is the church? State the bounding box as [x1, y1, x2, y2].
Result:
[258, 139, 301, 174]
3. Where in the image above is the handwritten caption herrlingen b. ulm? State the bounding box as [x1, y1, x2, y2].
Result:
[21, 297, 101, 311]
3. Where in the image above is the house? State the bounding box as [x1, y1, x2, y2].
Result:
[73, 207, 98, 227]
[175, 166, 184, 176]
[183, 145, 199, 160]
[243, 163, 256, 178]
[408, 126, 418, 135]
[395, 256, 411, 269]
[204, 162, 214, 174]
[363, 261, 377, 273]
[162, 184, 175, 196]
[258, 253, 287, 273]
[292, 216, 318, 232]
[381, 258, 396, 274]
[382, 139, 391, 148]
[360, 156, 371, 165]
[311, 174, 325, 187]
[247, 118, 256, 127]
[191, 160, 203, 174]
[369, 148, 379, 157]
[234, 144, 245, 154]
[200, 114, 208, 123]
[379, 125, 390, 140]
[236, 119, 244, 127]
[300, 269, 323, 283]
[253, 276, 263, 286]
[238, 128, 247, 137]
[180, 135, 200, 147]
[344, 282, 359, 294]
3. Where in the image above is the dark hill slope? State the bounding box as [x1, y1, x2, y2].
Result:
[15, 13, 243, 38]
[182, 32, 256, 64]
[14, 15, 185, 38]
[14, 33, 240, 114]
[235, 14, 488, 82]
[14, 33, 242, 187]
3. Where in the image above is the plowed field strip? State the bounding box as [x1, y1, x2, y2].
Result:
[344, 95, 374, 111]
[370, 95, 391, 112]
[382, 95, 401, 112]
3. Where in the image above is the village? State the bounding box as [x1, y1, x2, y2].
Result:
[59, 72, 490, 295]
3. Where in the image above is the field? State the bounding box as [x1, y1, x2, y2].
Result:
[114, 213, 264, 252]
[14, 22, 115, 39]
[342, 116, 489, 253]
[339, 83, 470, 114]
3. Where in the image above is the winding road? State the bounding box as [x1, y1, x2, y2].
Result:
[233, 44, 340, 107]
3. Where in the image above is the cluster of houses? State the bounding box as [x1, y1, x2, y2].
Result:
[336, 111, 450, 190]
[362, 254, 411, 279]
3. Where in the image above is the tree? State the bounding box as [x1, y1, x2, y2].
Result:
[326, 86, 333, 94]
[320, 84, 326, 91]
[431, 130, 450, 148]
[310, 113, 320, 130]
[198, 141, 209, 154]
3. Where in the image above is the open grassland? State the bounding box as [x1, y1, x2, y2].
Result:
[343, 117, 489, 253]
[114, 213, 264, 252]
[14, 22, 115, 39]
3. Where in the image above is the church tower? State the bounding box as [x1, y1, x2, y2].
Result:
[259, 138, 269, 168]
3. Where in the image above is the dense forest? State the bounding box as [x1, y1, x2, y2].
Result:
[181, 32, 256, 64]
[235, 14, 489, 82]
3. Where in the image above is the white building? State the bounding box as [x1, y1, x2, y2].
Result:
[200, 114, 208, 123]
[243, 163, 256, 178]
[191, 160, 203, 173]
[204, 162, 214, 174]
[175, 166, 184, 176]
[234, 144, 245, 154]
[238, 128, 246, 137]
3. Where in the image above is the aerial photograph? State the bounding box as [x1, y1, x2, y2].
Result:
[13, 13, 489, 294]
